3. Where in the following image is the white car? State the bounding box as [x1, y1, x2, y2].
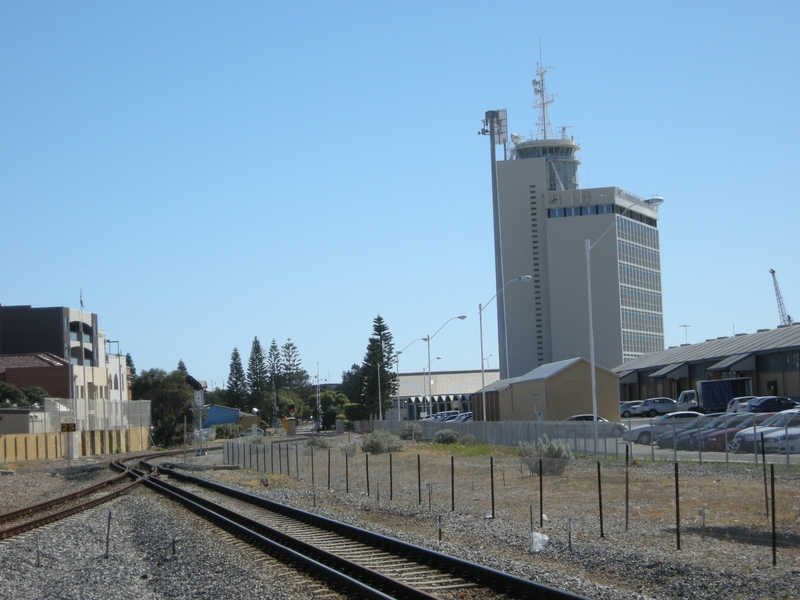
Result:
[731, 410, 800, 453]
[728, 395, 758, 413]
[633, 397, 678, 418]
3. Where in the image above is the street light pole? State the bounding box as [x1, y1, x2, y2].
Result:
[586, 197, 663, 450]
[479, 276, 531, 421]
[394, 338, 424, 422]
[422, 315, 467, 418]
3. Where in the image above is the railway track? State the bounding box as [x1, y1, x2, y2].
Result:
[127, 457, 587, 600]
[0, 462, 145, 540]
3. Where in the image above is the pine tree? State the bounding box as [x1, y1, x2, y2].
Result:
[281, 338, 309, 392]
[226, 347, 248, 408]
[126, 353, 136, 376]
[177, 359, 188, 374]
[359, 315, 397, 419]
[247, 337, 269, 412]
[267, 339, 283, 390]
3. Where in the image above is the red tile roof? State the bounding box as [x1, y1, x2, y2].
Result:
[0, 353, 70, 373]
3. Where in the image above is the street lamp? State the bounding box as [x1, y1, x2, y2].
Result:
[394, 338, 425, 421]
[586, 196, 663, 449]
[424, 356, 442, 418]
[479, 276, 531, 421]
[422, 315, 467, 418]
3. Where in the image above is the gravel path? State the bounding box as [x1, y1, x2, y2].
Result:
[1, 448, 798, 599]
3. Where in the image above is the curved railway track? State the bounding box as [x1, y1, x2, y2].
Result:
[125, 456, 587, 600]
[0, 464, 144, 540]
[1, 450, 589, 599]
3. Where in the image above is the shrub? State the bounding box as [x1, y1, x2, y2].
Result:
[462, 434, 477, 446]
[306, 436, 331, 449]
[400, 422, 422, 441]
[215, 423, 241, 439]
[435, 429, 459, 444]
[360, 430, 403, 454]
[341, 442, 358, 456]
[248, 435, 267, 445]
[517, 435, 572, 475]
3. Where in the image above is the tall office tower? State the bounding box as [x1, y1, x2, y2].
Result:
[483, 63, 664, 379]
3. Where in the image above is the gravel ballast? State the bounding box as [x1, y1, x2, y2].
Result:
[2, 447, 799, 599]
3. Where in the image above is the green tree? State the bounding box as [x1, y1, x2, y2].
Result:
[247, 336, 269, 412]
[0, 381, 26, 405]
[125, 353, 136, 376]
[358, 315, 397, 419]
[281, 338, 309, 392]
[226, 347, 248, 408]
[266, 339, 283, 390]
[177, 359, 188, 374]
[340, 363, 363, 404]
[21, 386, 49, 405]
[131, 369, 193, 446]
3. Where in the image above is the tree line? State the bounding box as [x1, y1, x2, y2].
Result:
[129, 315, 399, 446]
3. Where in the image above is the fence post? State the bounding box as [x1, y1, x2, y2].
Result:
[597, 461, 604, 539]
[771, 464, 777, 566]
[366, 453, 370, 497]
[389, 453, 393, 501]
[327, 448, 331, 490]
[674, 461, 681, 550]
[345, 453, 349, 494]
[417, 454, 422, 505]
[762, 433, 769, 517]
[311, 446, 314, 486]
[625, 445, 630, 531]
[539, 458, 543, 527]
[451, 455, 455, 512]
[490, 456, 495, 519]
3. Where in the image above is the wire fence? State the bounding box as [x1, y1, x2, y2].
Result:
[223, 436, 800, 567]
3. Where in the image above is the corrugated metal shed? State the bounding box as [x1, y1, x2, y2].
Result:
[613, 324, 800, 375]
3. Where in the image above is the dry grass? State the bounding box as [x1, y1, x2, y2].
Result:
[238, 434, 800, 558]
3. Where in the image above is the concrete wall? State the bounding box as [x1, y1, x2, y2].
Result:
[0, 427, 149, 462]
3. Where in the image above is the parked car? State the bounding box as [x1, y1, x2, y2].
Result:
[451, 412, 473, 422]
[731, 410, 800, 453]
[565, 414, 626, 437]
[727, 396, 758, 413]
[425, 410, 460, 422]
[700, 413, 774, 452]
[620, 411, 702, 445]
[240, 427, 265, 437]
[760, 421, 800, 453]
[744, 396, 797, 413]
[656, 413, 727, 450]
[633, 397, 678, 418]
[620, 401, 643, 418]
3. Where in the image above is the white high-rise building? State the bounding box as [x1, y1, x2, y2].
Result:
[483, 64, 664, 379]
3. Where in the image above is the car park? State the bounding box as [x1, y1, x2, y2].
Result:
[619, 401, 642, 418]
[700, 413, 774, 452]
[565, 414, 627, 437]
[744, 396, 797, 413]
[633, 397, 678, 417]
[727, 396, 758, 413]
[731, 410, 800, 453]
[620, 411, 702, 445]
[656, 413, 727, 450]
[451, 412, 473, 422]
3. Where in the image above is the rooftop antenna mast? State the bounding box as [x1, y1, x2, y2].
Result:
[769, 269, 793, 326]
[531, 41, 554, 140]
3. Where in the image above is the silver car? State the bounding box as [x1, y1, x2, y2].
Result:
[731, 410, 800, 453]
[621, 411, 702, 445]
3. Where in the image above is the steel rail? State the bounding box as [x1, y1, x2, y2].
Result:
[122, 462, 410, 600]
[0, 471, 129, 525]
[152, 461, 589, 600]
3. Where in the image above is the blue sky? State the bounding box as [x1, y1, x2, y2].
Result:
[2, 1, 798, 389]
